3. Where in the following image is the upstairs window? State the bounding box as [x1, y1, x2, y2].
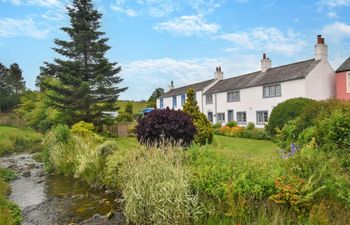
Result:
[172, 96, 177, 108]
[263, 84, 281, 98]
[237, 112, 247, 124]
[160, 98, 164, 109]
[206, 94, 213, 104]
[256, 111, 268, 124]
[227, 91, 240, 102]
[181, 94, 186, 106]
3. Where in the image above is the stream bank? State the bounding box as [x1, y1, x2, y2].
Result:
[0, 153, 127, 225]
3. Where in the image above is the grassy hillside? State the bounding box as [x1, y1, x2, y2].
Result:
[117, 100, 150, 114]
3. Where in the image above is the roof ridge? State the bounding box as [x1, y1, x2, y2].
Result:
[166, 78, 215, 91]
[222, 58, 316, 82]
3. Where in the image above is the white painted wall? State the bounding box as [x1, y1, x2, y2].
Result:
[157, 90, 203, 110]
[305, 60, 335, 100]
[203, 79, 307, 128]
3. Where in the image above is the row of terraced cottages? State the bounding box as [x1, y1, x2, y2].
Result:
[156, 35, 350, 127]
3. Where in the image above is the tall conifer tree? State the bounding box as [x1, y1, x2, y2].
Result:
[39, 0, 127, 126]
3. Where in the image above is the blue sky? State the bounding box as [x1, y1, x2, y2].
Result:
[0, 0, 350, 100]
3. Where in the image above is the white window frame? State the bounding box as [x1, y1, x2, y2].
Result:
[256, 111, 269, 125]
[206, 94, 213, 105]
[160, 98, 164, 109]
[237, 111, 247, 124]
[347, 72, 350, 93]
[263, 84, 281, 98]
[181, 94, 186, 106]
[227, 91, 240, 102]
[217, 113, 225, 123]
[207, 111, 213, 123]
[172, 96, 177, 108]
[227, 110, 234, 122]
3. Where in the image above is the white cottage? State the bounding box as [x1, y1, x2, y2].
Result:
[157, 35, 335, 127]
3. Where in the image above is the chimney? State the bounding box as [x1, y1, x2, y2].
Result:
[168, 80, 174, 91]
[261, 53, 272, 72]
[214, 66, 224, 80]
[314, 35, 328, 61]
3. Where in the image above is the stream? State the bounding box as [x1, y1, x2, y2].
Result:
[0, 153, 127, 225]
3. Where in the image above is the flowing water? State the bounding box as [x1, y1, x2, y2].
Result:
[0, 153, 126, 225]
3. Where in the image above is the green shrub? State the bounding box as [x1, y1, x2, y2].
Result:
[212, 122, 222, 129]
[242, 128, 269, 140]
[116, 112, 133, 122]
[71, 121, 95, 135]
[267, 98, 316, 136]
[246, 122, 255, 130]
[317, 109, 350, 152]
[0, 140, 14, 156]
[193, 113, 213, 145]
[226, 121, 237, 128]
[0, 168, 16, 182]
[0, 178, 22, 225]
[183, 89, 213, 146]
[122, 150, 202, 225]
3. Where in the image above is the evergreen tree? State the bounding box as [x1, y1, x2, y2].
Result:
[183, 88, 213, 145]
[8, 63, 25, 94]
[147, 87, 164, 108]
[0, 63, 25, 112]
[39, 0, 127, 127]
[125, 102, 133, 115]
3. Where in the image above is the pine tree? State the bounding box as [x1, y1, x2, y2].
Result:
[39, 0, 127, 127]
[183, 88, 213, 145]
[8, 63, 25, 94]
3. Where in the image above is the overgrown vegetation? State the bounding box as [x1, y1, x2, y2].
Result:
[215, 122, 269, 140]
[0, 168, 22, 225]
[0, 126, 42, 156]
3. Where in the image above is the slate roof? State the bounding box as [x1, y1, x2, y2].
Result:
[205, 59, 321, 94]
[336, 57, 350, 73]
[161, 79, 215, 98]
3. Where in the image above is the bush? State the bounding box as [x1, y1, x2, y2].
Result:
[246, 122, 255, 130]
[122, 150, 202, 225]
[242, 128, 269, 140]
[226, 121, 237, 128]
[135, 108, 196, 147]
[0, 140, 14, 156]
[317, 109, 350, 152]
[193, 113, 213, 145]
[183, 88, 213, 145]
[218, 126, 244, 137]
[212, 122, 222, 129]
[116, 112, 133, 122]
[71, 121, 95, 136]
[268, 98, 316, 136]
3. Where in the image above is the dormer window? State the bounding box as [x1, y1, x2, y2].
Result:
[263, 84, 281, 98]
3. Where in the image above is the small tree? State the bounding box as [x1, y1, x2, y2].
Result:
[147, 88, 164, 108]
[183, 88, 213, 145]
[135, 108, 196, 147]
[125, 102, 133, 115]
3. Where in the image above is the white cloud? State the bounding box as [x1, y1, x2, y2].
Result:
[153, 15, 220, 36]
[319, 0, 350, 8]
[0, 18, 49, 39]
[221, 27, 306, 56]
[322, 22, 350, 41]
[1, 0, 64, 8]
[327, 11, 339, 18]
[119, 56, 259, 100]
[111, 5, 138, 17]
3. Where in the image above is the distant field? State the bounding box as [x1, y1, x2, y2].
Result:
[117, 101, 150, 114]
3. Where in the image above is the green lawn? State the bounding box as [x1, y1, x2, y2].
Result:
[117, 100, 149, 114]
[212, 135, 278, 159]
[115, 135, 278, 159]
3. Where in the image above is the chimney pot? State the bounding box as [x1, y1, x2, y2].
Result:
[315, 35, 328, 60]
[214, 66, 224, 80]
[263, 53, 266, 59]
